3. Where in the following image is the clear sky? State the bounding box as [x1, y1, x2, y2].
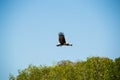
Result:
[0, 0, 120, 79]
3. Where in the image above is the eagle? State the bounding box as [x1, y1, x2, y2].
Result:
[56, 32, 72, 46]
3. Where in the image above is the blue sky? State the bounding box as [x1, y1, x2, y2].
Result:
[0, 0, 120, 79]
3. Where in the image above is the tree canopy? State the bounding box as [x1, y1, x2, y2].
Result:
[9, 57, 120, 80]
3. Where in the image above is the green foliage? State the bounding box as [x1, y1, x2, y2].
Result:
[114, 57, 120, 80]
[9, 74, 15, 80]
[10, 57, 120, 80]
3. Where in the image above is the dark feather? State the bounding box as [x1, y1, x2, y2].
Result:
[56, 32, 72, 46]
[59, 32, 66, 44]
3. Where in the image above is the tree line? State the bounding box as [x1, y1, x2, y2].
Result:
[9, 57, 120, 80]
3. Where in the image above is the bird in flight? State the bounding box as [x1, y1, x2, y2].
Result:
[56, 32, 72, 46]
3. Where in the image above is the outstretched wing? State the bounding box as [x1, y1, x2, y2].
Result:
[58, 32, 66, 44]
